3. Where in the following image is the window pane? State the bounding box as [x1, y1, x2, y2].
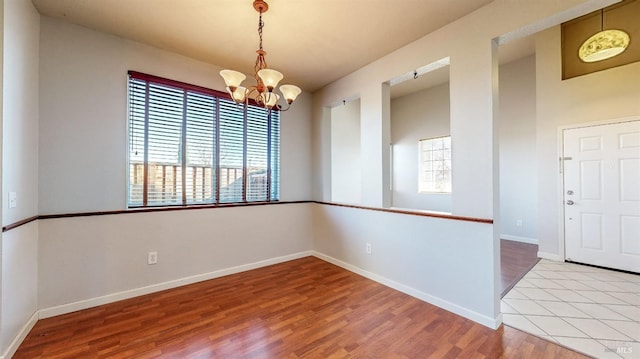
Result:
[128, 78, 146, 206]
[246, 106, 269, 201]
[148, 164, 182, 204]
[418, 136, 452, 193]
[219, 99, 245, 203]
[270, 111, 280, 201]
[147, 84, 183, 205]
[186, 92, 216, 204]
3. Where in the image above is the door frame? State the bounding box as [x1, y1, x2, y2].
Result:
[556, 115, 640, 263]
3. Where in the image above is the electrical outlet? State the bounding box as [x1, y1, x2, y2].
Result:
[516, 219, 523, 227]
[148, 251, 158, 265]
[366, 243, 372, 255]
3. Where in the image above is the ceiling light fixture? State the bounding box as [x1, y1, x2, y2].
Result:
[220, 0, 302, 111]
[578, 8, 630, 63]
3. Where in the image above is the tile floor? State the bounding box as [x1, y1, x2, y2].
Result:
[502, 259, 640, 359]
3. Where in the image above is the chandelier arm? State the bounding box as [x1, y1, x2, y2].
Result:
[275, 103, 291, 112]
[247, 87, 267, 107]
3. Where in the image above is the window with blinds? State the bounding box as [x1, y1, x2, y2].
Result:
[127, 71, 280, 207]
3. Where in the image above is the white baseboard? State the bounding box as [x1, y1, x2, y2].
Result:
[537, 251, 563, 262]
[39, 251, 313, 319]
[501, 235, 538, 245]
[1, 311, 38, 359]
[311, 251, 501, 330]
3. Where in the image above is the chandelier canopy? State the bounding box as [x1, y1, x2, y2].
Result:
[220, 0, 302, 111]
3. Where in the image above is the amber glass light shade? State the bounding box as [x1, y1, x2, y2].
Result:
[579, 29, 630, 62]
[230, 86, 247, 102]
[220, 70, 246, 90]
[279, 84, 302, 104]
[257, 69, 284, 91]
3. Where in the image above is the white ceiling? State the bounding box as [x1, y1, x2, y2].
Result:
[32, 0, 503, 92]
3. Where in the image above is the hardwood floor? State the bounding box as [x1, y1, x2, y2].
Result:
[500, 239, 540, 298]
[15, 257, 584, 358]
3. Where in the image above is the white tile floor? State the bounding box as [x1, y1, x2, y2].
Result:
[502, 259, 640, 359]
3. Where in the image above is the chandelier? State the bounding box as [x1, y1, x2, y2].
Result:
[578, 8, 630, 63]
[220, 0, 302, 111]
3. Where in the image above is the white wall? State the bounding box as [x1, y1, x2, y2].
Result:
[312, 204, 497, 327]
[390, 82, 451, 212]
[38, 16, 312, 215]
[38, 203, 312, 312]
[331, 99, 361, 204]
[1, 223, 37, 354]
[498, 56, 537, 242]
[360, 84, 392, 207]
[535, 26, 640, 259]
[2, 0, 39, 224]
[280, 91, 313, 201]
[1, 0, 40, 356]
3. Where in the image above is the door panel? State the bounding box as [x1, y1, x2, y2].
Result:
[580, 160, 602, 200]
[620, 158, 640, 201]
[621, 215, 640, 255]
[563, 120, 640, 273]
[580, 213, 603, 250]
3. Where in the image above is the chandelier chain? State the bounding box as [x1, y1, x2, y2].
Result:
[258, 12, 264, 51]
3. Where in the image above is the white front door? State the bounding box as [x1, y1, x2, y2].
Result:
[563, 120, 640, 273]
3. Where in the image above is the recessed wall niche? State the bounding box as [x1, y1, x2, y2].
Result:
[330, 98, 362, 205]
[389, 59, 451, 213]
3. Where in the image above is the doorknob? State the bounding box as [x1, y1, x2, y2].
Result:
[566, 200, 575, 205]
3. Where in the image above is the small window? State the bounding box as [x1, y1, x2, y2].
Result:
[419, 136, 451, 193]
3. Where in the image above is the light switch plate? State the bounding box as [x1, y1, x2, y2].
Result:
[8, 192, 17, 208]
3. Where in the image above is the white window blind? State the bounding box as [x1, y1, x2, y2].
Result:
[186, 92, 216, 204]
[127, 71, 280, 207]
[218, 98, 245, 203]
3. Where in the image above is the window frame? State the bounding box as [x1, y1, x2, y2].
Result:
[126, 71, 280, 208]
[418, 135, 452, 194]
